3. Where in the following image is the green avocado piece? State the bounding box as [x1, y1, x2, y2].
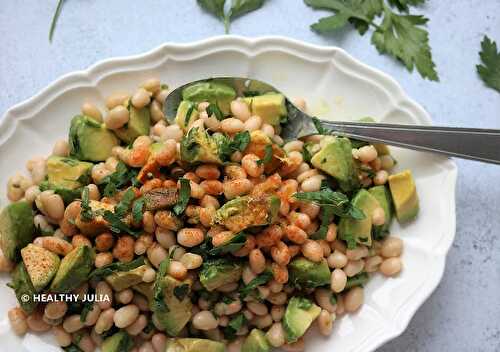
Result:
[176, 101, 199, 132]
[132, 282, 154, 302]
[115, 105, 151, 144]
[8, 263, 38, 314]
[182, 81, 236, 115]
[152, 275, 193, 337]
[199, 258, 242, 291]
[101, 331, 134, 352]
[47, 156, 93, 190]
[388, 170, 419, 223]
[242, 329, 271, 352]
[69, 115, 119, 162]
[21, 244, 60, 292]
[288, 258, 330, 289]
[311, 137, 359, 192]
[105, 265, 148, 291]
[368, 186, 394, 239]
[213, 195, 280, 232]
[243, 94, 287, 126]
[165, 338, 226, 352]
[338, 189, 381, 247]
[180, 127, 223, 165]
[50, 245, 94, 293]
[0, 201, 34, 261]
[283, 297, 321, 343]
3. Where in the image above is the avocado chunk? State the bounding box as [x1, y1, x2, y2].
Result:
[8, 263, 38, 314]
[21, 244, 60, 292]
[180, 127, 223, 165]
[311, 137, 359, 192]
[0, 201, 34, 261]
[338, 189, 381, 247]
[105, 265, 148, 291]
[388, 170, 419, 223]
[288, 258, 330, 289]
[213, 195, 280, 232]
[101, 331, 134, 352]
[132, 282, 154, 302]
[368, 186, 393, 239]
[283, 297, 321, 343]
[176, 101, 200, 132]
[69, 115, 119, 162]
[165, 338, 226, 352]
[242, 329, 271, 352]
[199, 258, 242, 291]
[115, 105, 151, 144]
[182, 81, 237, 115]
[152, 275, 193, 336]
[243, 94, 287, 126]
[50, 245, 94, 293]
[47, 156, 93, 190]
[75, 200, 115, 236]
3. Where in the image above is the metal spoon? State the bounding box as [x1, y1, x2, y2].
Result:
[164, 77, 500, 165]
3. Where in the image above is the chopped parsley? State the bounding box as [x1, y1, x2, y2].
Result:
[173, 178, 191, 215]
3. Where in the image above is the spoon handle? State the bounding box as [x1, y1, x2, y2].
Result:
[321, 121, 500, 164]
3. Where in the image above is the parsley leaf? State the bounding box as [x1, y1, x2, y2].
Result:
[132, 197, 145, 223]
[79, 301, 94, 323]
[152, 256, 171, 313]
[345, 272, 369, 289]
[372, 8, 438, 81]
[184, 103, 197, 127]
[173, 178, 191, 215]
[102, 210, 141, 237]
[173, 283, 190, 301]
[206, 103, 225, 121]
[100, 161, 140, 197]
[231, 131, 251, 152]
[208, 232, 247, 256]
[197, 0, 268, 33]
[115, 188, 136, 218]
[477, 36, 500, 93]
[387, 0, 425, 12]
[311, 206, 335, 240]
[80, 187, 94, 222]
[223, 313, 247, 340]
[240, 270, 273, 298]
[305, 0, 438, 81]
[257, 144, 273, 166]
[294, 188, 365, 220]
[312, 116, 331, 135]
[89, 256, 145, 280]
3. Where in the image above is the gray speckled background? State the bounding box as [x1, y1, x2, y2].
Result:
[1, 1, 499, 351]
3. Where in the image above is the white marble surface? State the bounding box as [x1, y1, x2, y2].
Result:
[1, 1, 499, 351]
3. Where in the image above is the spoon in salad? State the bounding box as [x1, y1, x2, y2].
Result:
[164, 77, 500, 165]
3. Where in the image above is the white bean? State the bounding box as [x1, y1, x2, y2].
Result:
[114, 304, 140, 328]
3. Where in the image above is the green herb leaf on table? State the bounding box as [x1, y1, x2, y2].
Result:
[477, 36, 500, 93]
[173, 178, 191, 215]
[387, 0, 425, 12]
[89, 256, 145, 280]
[240, 270, 273, 298]
[256, 144, 273, 166]
[197, 0, 226, 20]
[305, 0, 438, 81]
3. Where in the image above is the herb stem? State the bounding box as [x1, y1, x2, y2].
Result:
[49, 0, 65, 42]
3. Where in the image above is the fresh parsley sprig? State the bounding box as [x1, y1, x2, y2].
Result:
[477, 35, 500, 93]
[305, 0, 438, 81]
[197, 0, 268, 33]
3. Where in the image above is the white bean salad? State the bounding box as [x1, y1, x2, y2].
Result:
[0, 77, 419, 352]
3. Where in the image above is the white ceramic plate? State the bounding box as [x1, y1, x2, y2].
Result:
[0, 36, 457, 352]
